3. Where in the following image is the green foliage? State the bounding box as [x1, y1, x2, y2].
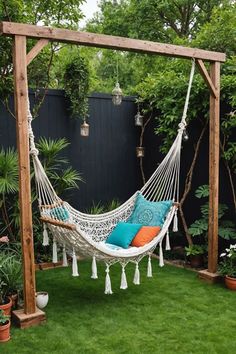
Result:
[86, 198, 121, 214]
[0, 309, 9, 325]
[0, 148, 18, 195]
[188, 185, 236, 241]
[0, 253, 22, 298]
[185, 244, 206, 256]
[63, 55, 89, 119]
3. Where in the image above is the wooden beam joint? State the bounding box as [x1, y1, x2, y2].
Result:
[26, 39, 49, 66]
[196, 59, 217, 97]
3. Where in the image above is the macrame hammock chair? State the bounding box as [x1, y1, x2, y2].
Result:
[28, 61, 195, 294]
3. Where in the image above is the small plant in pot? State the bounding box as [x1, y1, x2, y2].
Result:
[218, 244, 236, 291]
[0, 309, 10, 343]
[185, 244, 206, 268]
[0, 253, 22, 312]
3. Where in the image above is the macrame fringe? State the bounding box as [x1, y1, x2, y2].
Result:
[72, 248, 79, 277]
[52, 238, 58, 263]
[62, 245, 68, 267]
[120, 265, 128, 289]
[147, 255, 152, 277]
[42, 224, 49, 246]
[173, 209, 178, 232]
[105, 265, 113, 294]
[133, 262, 140, 285]
[91, 256, 98, 279]
[165, 229, 171, 251]
[159, 241, 164, 267]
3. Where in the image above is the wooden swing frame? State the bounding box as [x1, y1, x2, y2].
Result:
[0, 21, 225, 327]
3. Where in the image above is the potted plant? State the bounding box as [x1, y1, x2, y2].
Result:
[185, 244, 206, 268]
[0, 253, 22, 312]
[0, 309, 10, 343]
[218, 244, 236, 290]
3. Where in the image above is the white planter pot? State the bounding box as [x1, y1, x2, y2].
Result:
[36, 292, 49, 309]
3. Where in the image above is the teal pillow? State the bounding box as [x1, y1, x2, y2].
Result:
[50, 206, 69, 221]
[129, 193, 172, 226]
[106, 222, 142, 249]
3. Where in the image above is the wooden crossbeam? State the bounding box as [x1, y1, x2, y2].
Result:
[196, 59, 217, 98]
[0, 21, 226, 62]
[26, 39, 49, 66]
[40, 217, 76, 230]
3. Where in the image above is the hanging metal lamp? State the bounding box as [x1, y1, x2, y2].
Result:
[112, 82, 123, 106]
[80, 120, 90, 137]
[112, 56, 123, 106]
[136, 146, 145, 158]
[135, 111, 143, 126]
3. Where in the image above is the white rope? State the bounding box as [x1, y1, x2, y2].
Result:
[147, 255, 152, 277]
[52, 237, 58, 263]
[62, 245, 68, 267]
[120, 265, 128, 289]
[72, 248, 79, 277]
[105, 264, 113, 294]
[159, 241, 164, 267]
[165, 229, 171, 251]
[91, 256, 98, 279]
[133, 262, 140, 285]
[42, 224, 49, 246]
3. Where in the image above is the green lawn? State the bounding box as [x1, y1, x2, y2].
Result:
[1, 259, 236, 354]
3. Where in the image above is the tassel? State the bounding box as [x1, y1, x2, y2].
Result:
[105, 264, 113, 294]
[72, 248, 79, 277]
[159, 241, 164, 267]
[133, 262, 140, 285]
[120, 265, 128, 290]
[62, 245, 68, 267]
[147, 255, 152, 277]
[42, 224, 49, 246]
[173, 209, 178, 232]
[91, 256, 98, 279]
[52, 238, 58, 263]
[165, 229, 171, 251]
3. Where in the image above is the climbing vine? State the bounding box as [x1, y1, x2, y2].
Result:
[63, 55, 90, 120]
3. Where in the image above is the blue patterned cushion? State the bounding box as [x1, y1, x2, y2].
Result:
[128, 193, 172, 226]
[50, 206, 69, 221]
[106, 222, 142, 249]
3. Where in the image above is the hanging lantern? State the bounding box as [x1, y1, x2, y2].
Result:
[112, 82, 123, 106]
[136, 146, 145, 158]
[135, 111, 143, 126]
[80, 121, 89, 137]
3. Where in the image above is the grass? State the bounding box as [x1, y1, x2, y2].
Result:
[1, 259, 236, 354]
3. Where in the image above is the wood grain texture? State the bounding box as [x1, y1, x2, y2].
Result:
[208, 62, 220, 273]
[40, 217, 76, 230]
[196, 59, 217, 98]
[13, 35, 36, 314]
[1, 21, 226, 62]
[26, 39, 49, 66]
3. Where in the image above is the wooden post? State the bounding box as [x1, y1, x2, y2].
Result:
[12, 35, 46, 327]
[208, 62, 220, 273]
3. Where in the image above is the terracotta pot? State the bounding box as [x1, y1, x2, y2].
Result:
[0, 297, 12, 316]
[190, 255, 204, 268]
[0, 320, 10, 343]
[225, 276, 236, 291]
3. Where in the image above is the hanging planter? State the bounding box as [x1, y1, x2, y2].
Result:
[36, 291, 49, 309]
[136, 147, 145, 158]
[80, 121, 90, 137]
[135, 111, 143, 126]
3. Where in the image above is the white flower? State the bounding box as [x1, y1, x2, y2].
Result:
[220, 253, 226, 257]
[228, 253, 232, 257]
[230, 244, 236, 249]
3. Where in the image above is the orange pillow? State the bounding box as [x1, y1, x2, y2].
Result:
[131, 226, 161, 247]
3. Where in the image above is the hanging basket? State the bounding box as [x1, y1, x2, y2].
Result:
[136, 147, 145, 158]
